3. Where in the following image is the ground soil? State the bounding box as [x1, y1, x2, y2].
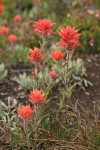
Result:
[73, 52, 100, 110]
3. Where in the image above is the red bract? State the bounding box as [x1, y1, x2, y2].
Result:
[50, 50, 65, 61]
[0, 5, 3, 15]
[28, 90, 45, 103]
[33, 19, 54, 35]
[28, 47, 43, 66]
[14, 15, 22, 23]
[32, 71, 37, 78]
[49, 70, 58, 78]
[17, 105, 34, 119]
[8, 35, 17, 43]
[0, 27, 9, 35]
[57, 26, 81, 50]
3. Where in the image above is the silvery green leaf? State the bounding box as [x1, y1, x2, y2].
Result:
[0, 63, 7, 83]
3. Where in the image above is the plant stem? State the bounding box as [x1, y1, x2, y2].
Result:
[35, 67, 38, 88]
[24, 119, 30, 150]
[34, 104, 38, 150]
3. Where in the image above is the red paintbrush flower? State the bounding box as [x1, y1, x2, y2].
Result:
[0, 27, 9, 35]
[50, 50, 65, 61]
[57, 26, 81, 50]
[28, 47, 43, 66]
[49, 70, 58, 78]
[0, 5, 3, 15]
[17, 105, 34, 119]
[13, 15, 22, 23]
[32, 71, 37, 78]
[8, 35, 17, 43]
[33, 19, 54, 35]
[28, 90, 45, 103]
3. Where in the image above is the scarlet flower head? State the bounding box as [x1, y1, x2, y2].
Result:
[33, 19, 54, 35]
[28, 47, 43, 66]
[32, 71, 37, 78]
[8, 35, 17, 43]
[17, 105, 34, 119]
[0, 27, 9, 35]
[13, 15, 22, 23]
[50, 50, 65, 61]
[0, 5, 3, 15]
[49, 70, 58, 78]
[57, 26, 81, 50]
[28, 90, 45, 103]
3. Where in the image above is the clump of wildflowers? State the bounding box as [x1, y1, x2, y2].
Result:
[16, 18, 82, 149]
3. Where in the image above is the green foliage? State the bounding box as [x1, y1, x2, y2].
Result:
[63, 8, 100, 53]
[0, 63, 7, 83]
[0, 97, 25, 147]
[12, 46, 30, 66]
[80, 26, 100, 52]
[69, 58, 93, 89]
[18, 73, 35, 90]
[93, 0, 100, 8]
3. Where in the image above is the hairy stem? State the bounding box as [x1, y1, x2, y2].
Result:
[24, 119, 30, 150]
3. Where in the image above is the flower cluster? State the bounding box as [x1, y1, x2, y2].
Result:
[17, 90, 45, 119]
[0, 27, 9, 35]
[17, 19, 82, 122]
[49, 70, 58, 78]
[17, 105, 34, 119]
[28, 90, 45, 103]
[57, 26, 81, 50]
[8, 35, 17, 43]
[50, 50, 65, 61]
[13, 15, 22, 23]
[33, 19, 54, 36]
[17, 90, 46, 119]
[28, 47, 43, 66]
